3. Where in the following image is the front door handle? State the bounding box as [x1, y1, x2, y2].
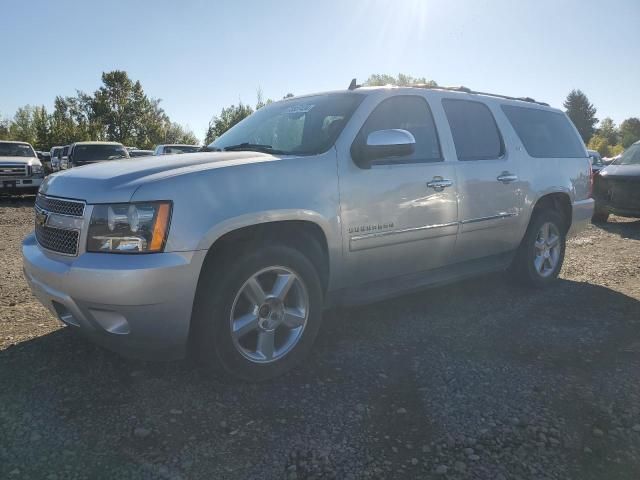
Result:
[427, 176, 453, 192]
[497, 172, 518, 184]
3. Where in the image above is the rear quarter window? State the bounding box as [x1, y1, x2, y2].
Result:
[501, 105, 585, 158]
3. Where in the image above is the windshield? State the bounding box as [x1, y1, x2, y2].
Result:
[614, 143, 640, 166]
[0, 142, 35, 157]
[163, 145, 200, 154]
[208, 93, 365, 155]
[73, 144, 128, 162]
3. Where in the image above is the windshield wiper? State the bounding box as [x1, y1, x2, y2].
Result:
[222, 143, 286, 154]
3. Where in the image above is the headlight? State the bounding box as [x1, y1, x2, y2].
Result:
[31, 164, 43, 175]
[87, 201, 172, 253]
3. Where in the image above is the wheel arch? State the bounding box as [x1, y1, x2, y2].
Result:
[197, 212, 332, 295]
[530, 191, 572, 233]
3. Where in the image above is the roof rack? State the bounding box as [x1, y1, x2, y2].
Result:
[412, 84, 549, 106]
[347, 78, 548, 106]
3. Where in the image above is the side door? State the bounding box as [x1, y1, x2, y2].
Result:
[336, 94, 459, 287]
[440, 98, 523, 261]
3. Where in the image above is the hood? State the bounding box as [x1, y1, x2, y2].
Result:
[600, 164, 640, 178]
[40, 151, 278, 203]
[0, 155, 40, 165]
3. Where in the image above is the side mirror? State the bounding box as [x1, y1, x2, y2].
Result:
[352, 129, 416, 169]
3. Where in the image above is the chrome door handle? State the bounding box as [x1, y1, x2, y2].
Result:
[427, 176, 453, 192]
[497, 172, 518, 184]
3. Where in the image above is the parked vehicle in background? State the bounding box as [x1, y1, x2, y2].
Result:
[63, 142, 129, 169]
[128, 149, 154, 158]
[0, 141, 45, 194]
[59, 145, 71, 170]
[588, 149, 605, 175]
[153, 144, 200, 155]
[23, 84, 593, 381]
[592, 141, 640, 222]
[50, 146, 63, 172]
[36, 151, 52, 173]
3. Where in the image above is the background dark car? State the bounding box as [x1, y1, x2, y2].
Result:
[592, 141, 640, 222]
[128, 149, 154, 158]
[65, 142, 129, 168]
[587, 149, 605, 175]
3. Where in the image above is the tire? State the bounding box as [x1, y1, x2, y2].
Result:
[509, 209, 566, 288]
[192, 244, 324, 382]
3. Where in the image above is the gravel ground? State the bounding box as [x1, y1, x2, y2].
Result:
[1, 196, 639, 480]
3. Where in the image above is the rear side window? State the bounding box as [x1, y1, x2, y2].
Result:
[355, 95, 442, 164]
[442, 99, 504, 161]
[501, 105, 585, 158]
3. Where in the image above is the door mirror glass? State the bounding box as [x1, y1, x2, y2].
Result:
[354, 129, 416, 168]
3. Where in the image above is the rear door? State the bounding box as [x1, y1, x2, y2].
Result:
[441, 98, 523, 261]
[337, 94, 459, 286]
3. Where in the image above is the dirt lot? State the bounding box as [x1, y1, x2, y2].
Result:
[1, 197, 639, 480]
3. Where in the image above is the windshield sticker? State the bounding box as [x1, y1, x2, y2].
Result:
[284, 104, 315, 114]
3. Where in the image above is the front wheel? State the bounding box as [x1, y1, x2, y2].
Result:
[192, 244, 324, 382]
[510, 210, 566, 288]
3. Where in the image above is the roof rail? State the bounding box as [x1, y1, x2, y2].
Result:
[347, 79, 548, 106]
[410, 84, 549, 106]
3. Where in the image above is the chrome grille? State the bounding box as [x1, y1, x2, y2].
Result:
[35, 224, 79, 255]
[0, 163, 27, 177]
[36, 194, 85, 217]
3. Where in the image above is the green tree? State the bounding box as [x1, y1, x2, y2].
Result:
[0, 114, 11, 140]
[597, 117, 618, 146]
[563, 89, 597, 143]
[204, 102, 254, 144]
[620, 117, 640, 148]
[364, 73, 437, 87]
[9, 106, 37, 145]
[163, 122, 198, 145]
[32, 106, 51, 150]
[587, 134, 612, 157]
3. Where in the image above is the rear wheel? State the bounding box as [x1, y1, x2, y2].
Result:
[192, 244, 323, 381]
[510, 209, 566, 288]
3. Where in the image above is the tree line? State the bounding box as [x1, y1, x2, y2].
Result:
[2, 71, 638, 157]
[563, 89, 640, 158]
[0, 70, 197, 150]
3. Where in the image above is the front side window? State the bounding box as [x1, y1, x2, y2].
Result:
[208, 93, 365, 156]
[443, 99, 504, 161]
[501, 105, 585, 158]
[0, 142, 35, 157]
[73, 145, 128, 162]
[354, 95, 442, 164]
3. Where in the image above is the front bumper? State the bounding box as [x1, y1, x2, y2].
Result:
[568, 198, 594, 237]
[0, 177, 42, 193]
[22, 233, 207, 360]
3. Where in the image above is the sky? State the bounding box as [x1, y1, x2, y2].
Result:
[2, 0, 639, 143]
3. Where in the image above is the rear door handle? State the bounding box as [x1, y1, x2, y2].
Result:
[497, 172, 518, 184]
[427, 176, 453, 192]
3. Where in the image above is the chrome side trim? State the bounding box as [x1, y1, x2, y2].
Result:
[350, 221, 459, 242]
[460, 212, 516, 224]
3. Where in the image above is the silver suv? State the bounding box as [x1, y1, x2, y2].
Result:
[23, 85, 593, 380]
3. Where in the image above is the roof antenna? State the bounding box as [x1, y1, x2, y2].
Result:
[348, 78, 359, 90]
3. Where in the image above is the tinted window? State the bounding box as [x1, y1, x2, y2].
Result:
[501, 105, 585, 158]
[73, 144, 128, 162]
[616, 142, 640, 165]
[210, 93, 365, 155]
[442, 99, 503, 161]
[0, 142, 35, 157]
[355, 95, 442, 164]
[163, 145, 200, 154]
